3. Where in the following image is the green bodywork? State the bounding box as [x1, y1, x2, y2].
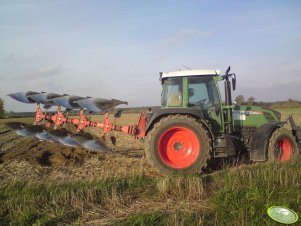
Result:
[161, 75, 281, 134]
[233, 105, 280, 128]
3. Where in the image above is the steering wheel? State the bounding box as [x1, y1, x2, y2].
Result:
[196, 98, 207, 106]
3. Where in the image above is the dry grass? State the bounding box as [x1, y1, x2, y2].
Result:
[274, 107, 301, 125]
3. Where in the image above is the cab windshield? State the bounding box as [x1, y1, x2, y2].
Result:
[161, 76, 221, 108]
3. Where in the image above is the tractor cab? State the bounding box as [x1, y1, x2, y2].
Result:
[160, 70, 221, 108]
[160, 70, 224, 132]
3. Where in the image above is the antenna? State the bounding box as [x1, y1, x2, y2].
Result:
[182, 65, 191, 70]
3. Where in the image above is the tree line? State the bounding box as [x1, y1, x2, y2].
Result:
[235, 95, 256, 106]
[0, 98, 5, 118]
[235, 95, 301, 108]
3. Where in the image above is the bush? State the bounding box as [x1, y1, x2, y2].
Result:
[0, 98, 5, 118]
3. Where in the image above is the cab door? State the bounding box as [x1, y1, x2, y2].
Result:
[187, 76, 223, 133]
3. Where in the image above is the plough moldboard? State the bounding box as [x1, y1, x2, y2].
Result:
[6, 91, 147, 152]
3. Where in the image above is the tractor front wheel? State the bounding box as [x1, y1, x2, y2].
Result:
[145, 115, 212, 174]
[267, 128, 299, 162]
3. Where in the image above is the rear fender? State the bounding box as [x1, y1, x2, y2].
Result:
[145, 108, 206, 135]
[250, 122, 281, 161]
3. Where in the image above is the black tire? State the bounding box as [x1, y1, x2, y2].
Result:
[267, 127, 299, 162]
[145, 115, 212, 174]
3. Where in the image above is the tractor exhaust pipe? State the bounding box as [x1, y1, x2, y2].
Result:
[224, 79, 232, 106]
[223, 67, 234, 134]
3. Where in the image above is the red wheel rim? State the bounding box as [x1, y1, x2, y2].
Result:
[275, 138, 292, 161]
[158, 127, 200, 168]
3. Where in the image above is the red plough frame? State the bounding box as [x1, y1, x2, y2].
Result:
[33, 104, 146, 139]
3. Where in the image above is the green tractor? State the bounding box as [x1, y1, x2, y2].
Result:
[145, 67, 300, 174]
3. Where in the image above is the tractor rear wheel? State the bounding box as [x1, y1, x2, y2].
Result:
[145, 115, 212, 174]
[267, 128, 299, 162]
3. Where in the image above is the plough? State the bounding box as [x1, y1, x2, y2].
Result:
[7, 92, 147, 152]
[33, 104, 146, 138]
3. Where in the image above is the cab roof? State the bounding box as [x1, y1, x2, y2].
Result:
[161, 69, 221, 79]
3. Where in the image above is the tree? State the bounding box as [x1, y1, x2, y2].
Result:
[287, 98, 300, 108]
[235, 95, 245, 105]
[247, 96, 255, 106]
[0, 98, 4, 118]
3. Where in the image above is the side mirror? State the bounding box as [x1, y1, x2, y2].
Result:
[225, 66, 231, 75]
[189, 88, 194, 97]
[232, 75, 236, 91]
[159, 72, 163, 83]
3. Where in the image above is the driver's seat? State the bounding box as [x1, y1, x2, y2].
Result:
[167, 92, 182, 107]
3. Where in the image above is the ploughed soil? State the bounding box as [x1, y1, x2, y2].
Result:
[0, 117, 160, 183]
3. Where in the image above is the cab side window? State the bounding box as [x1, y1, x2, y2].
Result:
[161, 78, 183, 107]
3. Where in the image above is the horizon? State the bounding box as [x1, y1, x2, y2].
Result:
[5, 99, 300, 114]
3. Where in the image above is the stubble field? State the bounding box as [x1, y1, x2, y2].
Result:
[0, 109, 300, 225]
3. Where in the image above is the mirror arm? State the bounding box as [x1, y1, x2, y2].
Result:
[232, 74, 236, 91]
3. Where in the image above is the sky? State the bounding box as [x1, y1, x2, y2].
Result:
[0, 0, 301, 112]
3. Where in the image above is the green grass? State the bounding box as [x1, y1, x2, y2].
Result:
[119, 161, 301, 226]
[0, 175, 153, 225]
[0, 161, 300, 225]
[208, 161, 301, 225]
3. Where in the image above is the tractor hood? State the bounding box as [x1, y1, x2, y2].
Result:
[233, 105, 281, 129]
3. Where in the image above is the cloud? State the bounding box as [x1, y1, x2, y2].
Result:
[23, 65, 62, 79]
[164, 29, 213, 45]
